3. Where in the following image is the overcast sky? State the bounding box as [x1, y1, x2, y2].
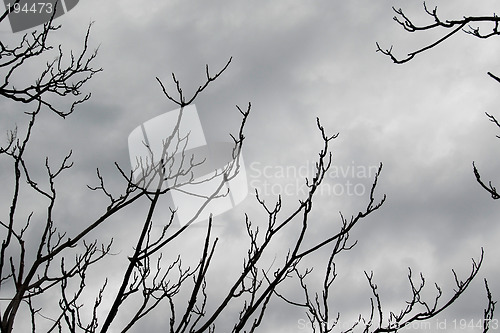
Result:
[1, 0, 500, 332]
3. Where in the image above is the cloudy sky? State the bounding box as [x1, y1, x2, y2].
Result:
[1, 0, 500, 332]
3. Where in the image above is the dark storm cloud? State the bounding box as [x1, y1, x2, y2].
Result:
[1, 0, 500, 331]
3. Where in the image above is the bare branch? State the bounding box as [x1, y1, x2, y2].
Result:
[378, 3, 500, 64]
[483, 279, 496, 333]
[473, 162, 500, 199]
[365, 249, 484, 332]
[156, 57, 232, 106]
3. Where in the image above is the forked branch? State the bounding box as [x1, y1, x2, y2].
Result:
[377, 3, 500, 64]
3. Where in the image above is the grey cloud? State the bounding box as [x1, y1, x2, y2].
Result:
[1, 0, 499, 331]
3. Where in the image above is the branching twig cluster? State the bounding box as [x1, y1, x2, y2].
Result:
[364, 250, 483, 333]
[0, 9, 101, 118]
[0, 10, 109, 333]
[377, 2, 500, 64]
[210, 127, 386, 333]
[96, 58, 250, 333]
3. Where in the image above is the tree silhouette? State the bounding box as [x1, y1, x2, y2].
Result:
[377, 3, 497, 332]
[0, 6, 494, 333]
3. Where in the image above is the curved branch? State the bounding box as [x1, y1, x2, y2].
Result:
[378, 3, 500, 64]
